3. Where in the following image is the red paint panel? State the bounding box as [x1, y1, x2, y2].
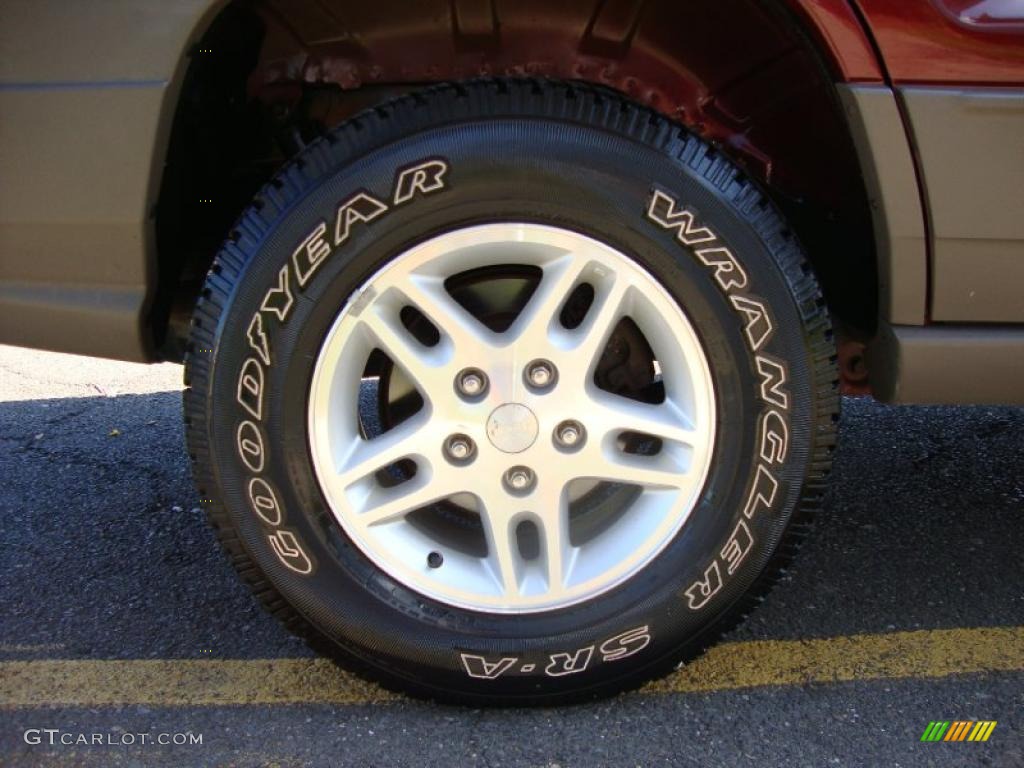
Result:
[783, 0, 884, 82]
[935, 0, 1024, 28]
[854, 0, 1024, 84]
[251, 0, 874, 206]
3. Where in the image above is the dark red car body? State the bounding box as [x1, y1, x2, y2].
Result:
[793, 0, 1024, 84]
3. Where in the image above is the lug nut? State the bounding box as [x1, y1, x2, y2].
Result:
[444, 434, 475, 463]
[555, 420, 585, 449]
[525, 360, 556, 390]
[504, 467, 535, 494]
[558, 425, 579, 445]
[456, 368, 487, 398]
[461, 374, 483, 395]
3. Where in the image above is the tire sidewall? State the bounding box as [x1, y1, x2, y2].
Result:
[203, 96, 814, 698]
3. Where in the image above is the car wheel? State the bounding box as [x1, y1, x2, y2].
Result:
[184, 79, 838, 704]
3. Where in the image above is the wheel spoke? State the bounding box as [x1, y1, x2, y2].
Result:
[565, 275, 631, 375]
[357, 307, 445, 393]
[584, 449, 687, 490]
[507, 254, 587, 347]
[587, 391, 697, 448]
[535, 480, 574, 593]
[335, 417, 464, 527]
[398, 274, 497, 358]
[481, 509, 520, 598]
[357, 475, 455, 526]
[334, 412, 431, 488]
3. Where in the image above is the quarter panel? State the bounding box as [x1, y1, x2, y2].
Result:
[854, 0, 1024, 85]
[0, 0, 221, 83]
[0, 0, 226, 360]
[900, 87, 1024, 322]
[837, 85, 928, 325]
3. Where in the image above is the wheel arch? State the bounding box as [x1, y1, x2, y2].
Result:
[151, 0, 896, 361]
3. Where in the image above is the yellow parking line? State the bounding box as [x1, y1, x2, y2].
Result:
[0, 626, 1020, 708]
[642, 625, 1024, 695]
[0, 657, 394, 707]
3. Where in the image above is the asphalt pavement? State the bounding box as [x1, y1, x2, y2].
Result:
[0, 343, 1021, 767]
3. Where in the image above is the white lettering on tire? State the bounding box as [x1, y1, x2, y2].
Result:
[721, 520, 754, 575]
[394, 159, 448, 204]
[233, 159, 451, 577]
[759, 410, 789, 466]
[730, 294, 773, 352]
[646, 186, 791, 613]
[599, 625, 651, 662]
[683, 560, 723, 610]
[742, 464, 779, 520]
[292, 220, 332, 288]
[755, 355, 789, 410]
[460, 655, 519, 680]
[236, 357, 264, 420]
[267, 529, 314, 575]
[247, 477, 282, 527]
[646, 190, 716, 245]
[459, 626, 652, 681]
[334, 192, 389, 245]
[236, 420, 265, 474]
[545, 647, 595, 677]
[695, 246, 748, 291]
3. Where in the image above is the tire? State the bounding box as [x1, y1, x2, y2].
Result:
[184, 79, 838, 705]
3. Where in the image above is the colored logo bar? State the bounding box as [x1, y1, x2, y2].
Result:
[920, 721, 997, 742]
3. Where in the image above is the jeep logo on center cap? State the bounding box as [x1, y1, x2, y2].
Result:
[486, 403, 539, 453]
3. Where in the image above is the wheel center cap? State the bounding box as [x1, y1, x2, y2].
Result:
[486, 403, 539, 454]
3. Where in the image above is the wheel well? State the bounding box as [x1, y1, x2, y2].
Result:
[153, 0, 878, 359]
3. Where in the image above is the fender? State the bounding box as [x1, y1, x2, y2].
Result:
[0, 0, 923, 361]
